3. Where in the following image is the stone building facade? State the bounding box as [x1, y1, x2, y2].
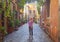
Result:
[40, 0, 58, 42]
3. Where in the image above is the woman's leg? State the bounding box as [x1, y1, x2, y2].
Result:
[29, 26, 33, 42]
[29, 26, 31, 35]
[29, 26, 33, 35]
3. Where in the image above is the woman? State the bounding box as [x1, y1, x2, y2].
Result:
[28, 18, 33, 35]
[28, 18, 33, 42]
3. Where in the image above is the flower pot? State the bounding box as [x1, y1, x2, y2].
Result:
[14, 26, 18, 31]
[7, 27, 14, 34]
[20, 23, 23, 26]
[0, 31, 5, 42]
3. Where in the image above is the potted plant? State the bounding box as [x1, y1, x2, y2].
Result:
[14, 19, 20, 31]
[15, 19, 20, 27]
[0, 26, 7, 34]
[24, 19, 27, 23]
[7, 20, 15, 34]
[22, 18, 27, 24]
[34, 19, 37, 23]
[19, 20, 22, 26]
[21, 19, 25, 25]
[0, 26, 7, 42]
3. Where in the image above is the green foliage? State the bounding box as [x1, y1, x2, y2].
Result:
[15, 19, 20, 25]
[0, 2, 3, 14]
[2, 0, 11, 17]
[5, 7, 10, 17]
[0, 26, 8, 35]
[2, 0, 6, 9]
[22, 19, 27, 23]
[37, 0, 45, 14]
[9, 20, 15, 27]
[13, 10, 17, 16]
[0, 8, 2, 14]
[25, 0, 31, 3]
[0, 27, 5, 31]
[0, 0, 1, 2]
[37, 0, 45, 6]
[17, 0, 26, 8]
[34, 19, 37, 23]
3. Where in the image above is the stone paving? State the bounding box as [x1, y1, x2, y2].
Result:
[4, 23, 53, 42]
[33, 23, 52, 42]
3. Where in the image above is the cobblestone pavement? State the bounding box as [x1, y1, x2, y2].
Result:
[4, 23, 53, 42]
[33, 23, 52, 42]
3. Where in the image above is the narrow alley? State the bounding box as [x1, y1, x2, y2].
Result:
[4, 23, 52, 42]
[0, 0, 59, 42]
